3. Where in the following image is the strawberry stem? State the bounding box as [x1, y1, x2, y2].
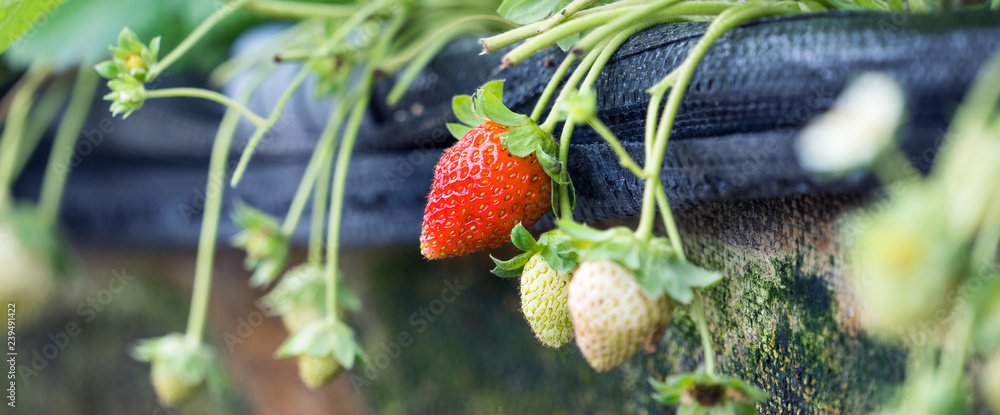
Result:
[243, 0, 356, 19]
[636, 4, 798, 242]
[149, 0, 250, 80]
[308, 104, 351, 266]
[557, 117, 576, 220]
[0, 66, 49, 210]
[144, 87, 266, 127]
[184, 70, 267, 347]
[530, 52, 577, 122]
[38, 68, 98, 226]
[536, 0, 598, 34]
[229, 63, 312, 186]
[325, 8, 407, 319]
[279, 101, 351, 239]
[692, 293, 716, 376]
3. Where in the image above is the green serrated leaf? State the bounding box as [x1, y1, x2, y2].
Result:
[447, 123, 472, 140]
[510, 223, 539, 251]
[452, 94, 478, 126]
[480, 80, 505, 101]
[0, 0, 67, 55]
[496, 0, 570, 24]
[501, 127, 538, 157]
[557, 220, 618, 244]
[478, 87, 528, 127]
[556, 32, 580, 52]
[490, 251, 534, 278]
[539, 245, 577, 272]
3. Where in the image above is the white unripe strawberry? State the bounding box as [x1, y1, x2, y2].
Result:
[568, 260, 674, 371]
[520, 253, 574, 348]
[982, 354, 1000, 413]
[0, 221, 55, 323]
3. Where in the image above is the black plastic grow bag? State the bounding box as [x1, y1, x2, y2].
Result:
[13, 10, 1000, 247]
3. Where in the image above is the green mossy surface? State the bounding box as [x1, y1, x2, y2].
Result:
[358, 195, 909, 414]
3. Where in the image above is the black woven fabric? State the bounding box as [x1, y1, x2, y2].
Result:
[14, 10, 1000, 247]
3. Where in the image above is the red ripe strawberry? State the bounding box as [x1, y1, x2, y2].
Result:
[421, 121, 552, 259]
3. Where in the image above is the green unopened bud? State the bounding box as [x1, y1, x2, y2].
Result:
[103, 77, 146, 118]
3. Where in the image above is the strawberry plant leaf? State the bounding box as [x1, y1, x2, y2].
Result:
[0, 0, 67, 56]
[490, 251, 534, 277]
[539, 245, 577, 272]
[556, 33, 580, 52]
[477, 86, 529, 127]
[452, 94, 478, 126]
[481, 79, 505, 101]
[510, 223, 539, 251]
[447, 123, 472, 140]
[501, 127, 538, 157]
[496, 0, 570, 25]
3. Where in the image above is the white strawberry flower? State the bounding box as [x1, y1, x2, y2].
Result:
[796, 73, 905, 175]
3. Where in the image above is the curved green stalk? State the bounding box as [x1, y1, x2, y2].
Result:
[501, 8, 632, 68]
[309, 122, 338, 266]
[557, 117, 576, 220]
[14, 78, 70, 181]
[279, 102, 351, 237]
[150, 0, 251, 79]
[387, 20, 487, 105]
[0, 67, 49, 209]
[636, 4, 798, 241]
[325, 9, 407, 319]
[243, 0, 356, 18]
[145, 87, 266, 127]
[539, 37, 610, 132]
[229, 64, 311, 186]
[530, 52, 577, 122]
[692, 293, 716, 375]
[479, 0, 645, 53]
[588, 118, 645, 178]
[537, 0, 598, 33]
[185, 71, 266, 347]
[38, 68, 99, 225]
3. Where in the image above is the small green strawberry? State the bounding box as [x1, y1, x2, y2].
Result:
[520, 253, 575, 348]
[982, 354, 1000, 413]
[132, 333, 214, 407]
[491, 225, 580, 347]
[297, 354, 343, 389]
[151, 360, 202, 406]
[568, 260, 674, 371]
[421, 80, 563, 259]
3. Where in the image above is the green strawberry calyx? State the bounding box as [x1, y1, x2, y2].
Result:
[276, 318, 367, 370]
[131, 333, 215, 393]
[557, 220, 723, 304]
[263, 264, 362, 318]
[448, 80, 565, 185]
[491, 223, 579, 278]
[231, 201, 290, 288]
[650, 371, 769, 413]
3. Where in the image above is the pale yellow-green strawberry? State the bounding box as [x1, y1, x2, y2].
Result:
[298, 354, 343, 389]
[150, 360, 202, 406]
[0, 221, 56, 324]
[982, 354, 1000, 413]
[568, 260, 674, 371]
[520, 253, 574, 348]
